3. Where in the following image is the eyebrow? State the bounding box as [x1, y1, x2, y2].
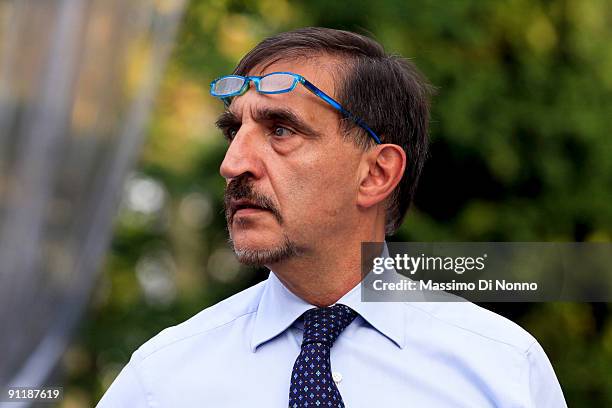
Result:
[215, 106, 322, 139]
[215, 111, 240, 133]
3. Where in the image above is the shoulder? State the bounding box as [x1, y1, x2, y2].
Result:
[400, 301, 566, 406]
[132, 279, 267, 362]
[404, 301, 537, 353]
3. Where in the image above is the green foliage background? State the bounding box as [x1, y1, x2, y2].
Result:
[60, 0, 612, 406]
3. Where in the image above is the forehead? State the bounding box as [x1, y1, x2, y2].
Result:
[249, 55, 339, 94]
[225, 55, 345, 135]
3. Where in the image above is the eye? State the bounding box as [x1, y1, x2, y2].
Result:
[223, 127, 238, 141]
[272, 126, 294, 138]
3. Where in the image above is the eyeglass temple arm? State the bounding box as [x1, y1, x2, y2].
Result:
[300, 78, 382, 144]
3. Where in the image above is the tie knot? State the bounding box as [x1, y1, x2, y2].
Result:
[301, 304, 357, 347]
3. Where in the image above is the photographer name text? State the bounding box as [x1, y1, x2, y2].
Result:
[372, 279, 538, 292]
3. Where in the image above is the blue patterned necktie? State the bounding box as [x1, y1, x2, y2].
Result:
[289, 304, 357, 408]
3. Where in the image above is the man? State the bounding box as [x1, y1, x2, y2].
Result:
[97, 27, 567, 407]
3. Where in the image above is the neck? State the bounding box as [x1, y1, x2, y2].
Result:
[268, 218, 386, 306]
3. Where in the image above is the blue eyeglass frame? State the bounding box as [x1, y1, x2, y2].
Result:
[210, 71, 382, 144]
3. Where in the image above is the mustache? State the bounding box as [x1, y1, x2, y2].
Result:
[223, 175, 283, 225]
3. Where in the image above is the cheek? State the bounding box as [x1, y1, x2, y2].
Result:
[284, 155, 359, 221]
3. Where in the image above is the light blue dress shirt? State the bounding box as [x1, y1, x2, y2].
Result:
[97, 270, 567, 407]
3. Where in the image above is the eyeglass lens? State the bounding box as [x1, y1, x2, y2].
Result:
[258, 73, 296, 93]
[213, 76, 245, 95]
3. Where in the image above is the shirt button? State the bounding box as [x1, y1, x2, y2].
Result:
[332, 372, 342, 384]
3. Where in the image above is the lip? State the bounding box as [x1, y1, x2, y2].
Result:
[230, 198, 268, 218]
[234, 207, 267, 216]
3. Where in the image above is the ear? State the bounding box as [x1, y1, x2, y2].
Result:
[357, 144, 406, 209]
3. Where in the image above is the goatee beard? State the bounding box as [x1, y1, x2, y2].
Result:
[224, 175, 300, 265]
[228, 233, 301, 266]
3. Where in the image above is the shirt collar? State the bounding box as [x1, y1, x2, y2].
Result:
[250, 271, 313, 352]
[334, 272, 406, 350]
[250, 244, 407, 352]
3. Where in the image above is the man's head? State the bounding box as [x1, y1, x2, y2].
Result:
[217, 27, 432, 266]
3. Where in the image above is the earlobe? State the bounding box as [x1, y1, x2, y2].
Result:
[357, 144, 406, 209]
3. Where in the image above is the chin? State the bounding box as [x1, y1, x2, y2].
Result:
[229, 230, 299, 266]
[230, 227, 278, 248]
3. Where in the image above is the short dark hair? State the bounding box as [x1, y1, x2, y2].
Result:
[233, 27, 432, 235]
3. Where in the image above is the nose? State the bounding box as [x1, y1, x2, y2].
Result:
[219, 123, 264, 182]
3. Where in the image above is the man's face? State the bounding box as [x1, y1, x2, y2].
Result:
[219, 56, 364, 265]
